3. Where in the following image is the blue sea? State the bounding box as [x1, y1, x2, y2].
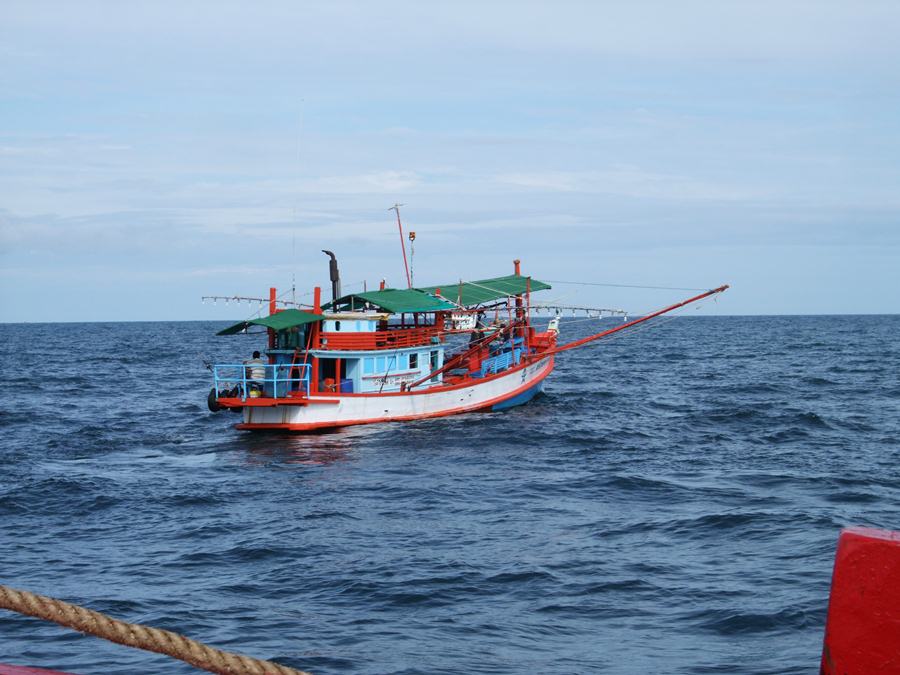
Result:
[2, 315, 899, 674]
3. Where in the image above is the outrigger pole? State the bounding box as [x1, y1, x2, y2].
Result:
[406, 285, 729, 388]
[389, 203, 412, 289]
[532, 284, 730, 360]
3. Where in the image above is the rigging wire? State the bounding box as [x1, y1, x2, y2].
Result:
[206, 280, 369, 328]
[576, 295, 714, 347]
[543, 279, 709, 292]
[525, 291, 718, 356]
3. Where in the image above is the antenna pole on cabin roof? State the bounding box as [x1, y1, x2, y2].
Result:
[389, 203, 412, 289]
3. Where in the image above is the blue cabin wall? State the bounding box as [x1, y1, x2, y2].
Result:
[264, 341, 445, 395]
[356, 346, 444, 392]
[322, 319, 377, 333]
[345, 358, 361, 387]
[303, 346, 444, 393]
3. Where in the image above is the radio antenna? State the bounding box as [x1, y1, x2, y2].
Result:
[389, 203, 412, 288]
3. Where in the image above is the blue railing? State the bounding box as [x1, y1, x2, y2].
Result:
[212, 363, 311, 401]
[481, 347, 522, 376]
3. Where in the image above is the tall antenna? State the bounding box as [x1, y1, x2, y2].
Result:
[292, 99, 304, 304]
[389, 203, 412, 289]
[408, 229, 416, 287]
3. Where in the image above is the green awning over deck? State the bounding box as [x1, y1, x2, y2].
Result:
[216, 309, 323, 335]
[324, 288, 457, 314]
[417, 275, 551, 307]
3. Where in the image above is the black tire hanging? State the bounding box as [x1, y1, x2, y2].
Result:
[207, 387, 221, 412]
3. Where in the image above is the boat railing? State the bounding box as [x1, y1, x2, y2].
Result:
[320, 324, 442, 350]
[212, 363, 311, 401]
[481, 348, 522, 376]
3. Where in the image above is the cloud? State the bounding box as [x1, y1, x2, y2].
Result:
[2, 1, 900, 318]
[495, 167, 761, 201]
[5, 1, 899, 65]
[299, 171, 422, 194]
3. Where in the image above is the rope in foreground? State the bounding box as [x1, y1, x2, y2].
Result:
[0, 584, 311, 675]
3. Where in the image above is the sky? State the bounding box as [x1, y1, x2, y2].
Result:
[1, 1, 899, 322]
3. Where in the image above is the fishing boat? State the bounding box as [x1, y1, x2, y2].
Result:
[205, 250, 728, 431]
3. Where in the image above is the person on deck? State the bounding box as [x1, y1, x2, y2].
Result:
[243, 351, 266, 394]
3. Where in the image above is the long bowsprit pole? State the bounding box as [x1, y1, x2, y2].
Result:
[390, 203, 412, 289]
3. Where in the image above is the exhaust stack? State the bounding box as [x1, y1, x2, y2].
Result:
[322, 250, 341, 302]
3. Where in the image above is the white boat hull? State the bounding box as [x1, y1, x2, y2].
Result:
[237, 356, 553, 431]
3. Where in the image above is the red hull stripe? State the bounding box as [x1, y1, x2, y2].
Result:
[236, 358, 553, 431]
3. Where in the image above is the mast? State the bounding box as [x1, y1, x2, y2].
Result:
[389, 203, 412, 289]
[408, 229, 416, 287]
[268, 287, 276, 352]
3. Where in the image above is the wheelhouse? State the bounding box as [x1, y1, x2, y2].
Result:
[211, 286, 461, 402]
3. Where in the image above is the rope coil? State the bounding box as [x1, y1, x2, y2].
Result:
[0, 584, 311, 675]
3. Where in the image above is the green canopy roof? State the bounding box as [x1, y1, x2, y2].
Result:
[324, 288, 457, 314]
[217, 308, 323, 335]
[417, 274, 551, 307]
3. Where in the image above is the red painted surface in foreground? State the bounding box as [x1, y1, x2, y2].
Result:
[821, 527, 900, 675]
[0, 665, 75, 675]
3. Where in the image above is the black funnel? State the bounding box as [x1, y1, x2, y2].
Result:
[322, 250, 341, 302]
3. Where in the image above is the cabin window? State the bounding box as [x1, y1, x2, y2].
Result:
[376, 356, 386, 372]
[397, 353, 408, 369]
[334, 320, 341, 332]
[363, 358, 374, 375]
[409, 353, 418, 369]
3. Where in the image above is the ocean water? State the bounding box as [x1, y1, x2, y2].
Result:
[1, 315, 899, 674]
